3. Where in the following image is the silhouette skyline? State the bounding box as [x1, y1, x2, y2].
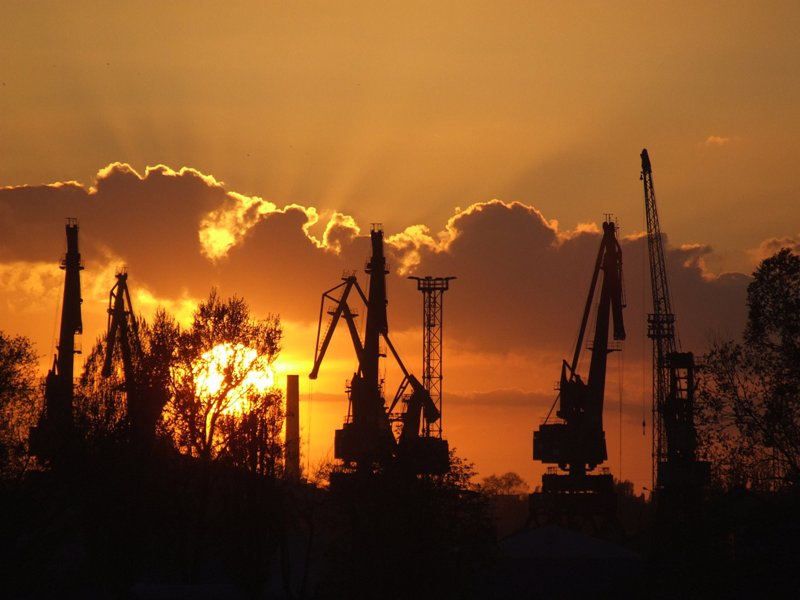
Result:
[2, 1, 796, 497]
[2, 213, 794, 597]
[0, 170, 751, 494]
[3, 4, 800, 594]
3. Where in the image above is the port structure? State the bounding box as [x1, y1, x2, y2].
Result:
[30, 218, 84, 462]
[101, 269, 165, 449]
[310, 225, 449, 476]
[640, 149, 708, 520]
[409, 276, 455, 439]
[532, 217, 625, 526]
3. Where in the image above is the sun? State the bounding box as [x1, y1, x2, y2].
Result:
[192, 342, 275, 415]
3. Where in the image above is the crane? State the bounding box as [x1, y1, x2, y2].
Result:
[102, 269, 159, 448]
[30, 218, 84, 461]
[309, 225, 449, 475]
[534, 217, 625, 502]
[641, 149, 708, 507]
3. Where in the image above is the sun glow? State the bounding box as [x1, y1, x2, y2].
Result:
[192, 343, 275, 415]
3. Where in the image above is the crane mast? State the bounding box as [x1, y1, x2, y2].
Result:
[30, 219, 84, 462]
[641, 149, 708, 505]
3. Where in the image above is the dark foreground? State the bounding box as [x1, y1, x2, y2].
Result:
[2, 452, 798, 599]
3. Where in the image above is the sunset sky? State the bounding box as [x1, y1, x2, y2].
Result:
[2, 2, 799, 492]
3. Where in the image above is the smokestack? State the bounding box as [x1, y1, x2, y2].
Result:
[285, 374, 300, 483]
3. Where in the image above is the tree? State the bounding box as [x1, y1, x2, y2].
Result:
[480, 471, 530, 496]
[162, 290, 284, 473]
[0, 331, 40, 478]
[75, 339, 128, 443]
[76, 308, 180, 446]
[698, 249, 800, 491]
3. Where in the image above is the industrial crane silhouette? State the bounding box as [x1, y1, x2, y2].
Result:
[640, 149, 708, 515]
[30, 219, 84, 462]
[102, 269, 163, 449]
[309, 225, 449, 475]
[533, 217, 625, 522]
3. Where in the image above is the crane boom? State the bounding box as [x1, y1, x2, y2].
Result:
[101, 270, 160, 447]
[309, 277, 363, 380]
[102, 270, 142, 385]
[642, 149, 677, 351]
[642, 148, 677, 488]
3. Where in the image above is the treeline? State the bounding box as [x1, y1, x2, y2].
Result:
[0, 289, 494, 598]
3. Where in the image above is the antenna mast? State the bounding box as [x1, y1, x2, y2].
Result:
[409, 276, 455, 438]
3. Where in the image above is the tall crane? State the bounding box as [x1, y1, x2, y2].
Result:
[641, 149, 708, 507]
[102, 269, 159, 448]
[534, 218, 625, 503]
[30, 218, 84, 461]
[310, 225, 449, 475]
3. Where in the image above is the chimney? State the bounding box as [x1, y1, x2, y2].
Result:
[285, 374, 300, 483]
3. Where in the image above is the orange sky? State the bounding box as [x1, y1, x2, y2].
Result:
[2, 2, 798, 491]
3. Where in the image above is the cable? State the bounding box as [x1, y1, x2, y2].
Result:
[619, 348, 624, 481]
[641, 186, 648, 438]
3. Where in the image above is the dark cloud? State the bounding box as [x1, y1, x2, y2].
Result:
[0, 164, 222, 298]
[0, 182, 90, 262]
[666, 242, 751, 347]
[382, 202, 749, 359]
[216, 207, 354, 320]
[0, 164, 750, 369]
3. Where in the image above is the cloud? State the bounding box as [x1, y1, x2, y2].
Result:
[0, 261, 62, 311]
[0, 164, 750, 398]
[702, 135, 739, 147]
[748, 234, 800, 265]
[198, 194, 329, 262]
